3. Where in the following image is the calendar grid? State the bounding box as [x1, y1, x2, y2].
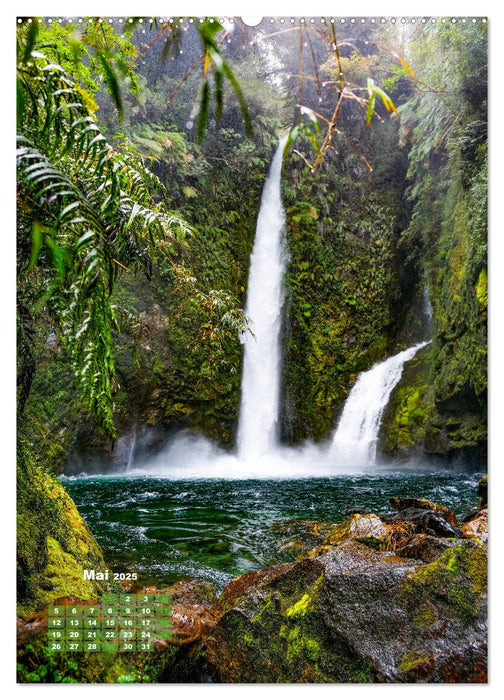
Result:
[48, 594, 173, 652]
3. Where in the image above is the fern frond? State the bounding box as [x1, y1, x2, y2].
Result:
[17, 39, 193, 437]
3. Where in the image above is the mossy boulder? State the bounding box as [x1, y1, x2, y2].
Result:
[204, 539, 486, 682]
[17, 461, 112, 617]
[462, 509, 488, 545]
[308, 513, 389, 556]
[389, 497, 458, 528]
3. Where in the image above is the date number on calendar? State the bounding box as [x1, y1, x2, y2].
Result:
[83, 569, 138, 581]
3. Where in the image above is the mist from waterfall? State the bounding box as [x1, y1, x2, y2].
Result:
[121, 335, 429, 478]
[116, 142, 431, 479]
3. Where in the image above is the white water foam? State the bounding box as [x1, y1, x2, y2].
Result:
[117, 140, 430, 479]
[126, 431, 352, 479]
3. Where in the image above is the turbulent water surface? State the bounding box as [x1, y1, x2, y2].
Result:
[64, 471, 482, 590]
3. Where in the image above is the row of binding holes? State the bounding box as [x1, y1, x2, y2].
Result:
[17, 17, 488, 25]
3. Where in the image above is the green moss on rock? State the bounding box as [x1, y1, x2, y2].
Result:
[285, 593, 312, 617]
[401, 541, 487, 623]
[399, 650, 430, 674]
[308, 513, 388, 556]
[42, 537, 98, 602]
[381, 344, 435, 454]
[413, 602, 439, 629]
[206, 558, 379, 683]
[17, 460, 112, 617]
[206, 537, 486, 683]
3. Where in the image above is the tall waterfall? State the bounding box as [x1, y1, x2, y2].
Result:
[119, 142, 432, 479]
[237, 137, 288, 461]
[329, 341, 429, 466]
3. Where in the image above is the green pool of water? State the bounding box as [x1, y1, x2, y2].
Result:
[64, 470, 482, 590]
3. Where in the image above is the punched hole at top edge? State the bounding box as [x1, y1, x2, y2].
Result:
[241, 17, 263, 26]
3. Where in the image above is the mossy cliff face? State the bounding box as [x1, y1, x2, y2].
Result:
[380, 164, 487, 462]
[17, 459, 111, 616]
[386, 22, 487, 461]
[427, 167, 487, 458]
[204, 538, 486, 683]
[380, 343, 436, 457]
[281, 123, 412, 444]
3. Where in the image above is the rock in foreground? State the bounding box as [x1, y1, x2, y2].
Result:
[204, 539, 487, 683]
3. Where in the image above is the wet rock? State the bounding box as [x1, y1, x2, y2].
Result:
[330, 512, 388, 540]
[462, 509, 488, 545]
[216, 562, 294, 616]
[462, 508, 480, 523]
[203, 540, 487, 683]
[397, 647, 488, 683]
[478, 475, 488, 509]
[387, 507, 461, 538]
[389, 497, 458, 528]
[271, 519, 334, 557]
[308, 513, 389, 556]
[395, 533, 458, 563]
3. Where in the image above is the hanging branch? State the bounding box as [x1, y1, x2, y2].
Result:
[297, 24, 304, 125]
[281, 19, 400, 171]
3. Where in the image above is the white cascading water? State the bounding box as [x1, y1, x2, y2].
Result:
[120, 141, 431, 478]
[236, 136, 288, 462]
[329, 341, 429, 466]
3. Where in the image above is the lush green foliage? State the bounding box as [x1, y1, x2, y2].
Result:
[17, 23, 191, 437]
[382, 21, 488, 457]
[17, 18, 487, 460]
[282, 123, 409, 441]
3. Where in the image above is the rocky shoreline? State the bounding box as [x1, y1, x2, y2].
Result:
[17, 476, 488, 683]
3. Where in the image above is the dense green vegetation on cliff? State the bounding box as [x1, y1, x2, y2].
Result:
[17, 15, 487, 601]
[381, 22, 487, 460]
[17, 19, 487, 470]
[16, 17, 487, 687]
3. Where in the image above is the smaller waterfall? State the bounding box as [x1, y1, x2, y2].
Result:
[423, 285, 433, 322]
[330, 341, 429, 466]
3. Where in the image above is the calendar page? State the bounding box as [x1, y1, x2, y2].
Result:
[16, 13, 488, 684]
